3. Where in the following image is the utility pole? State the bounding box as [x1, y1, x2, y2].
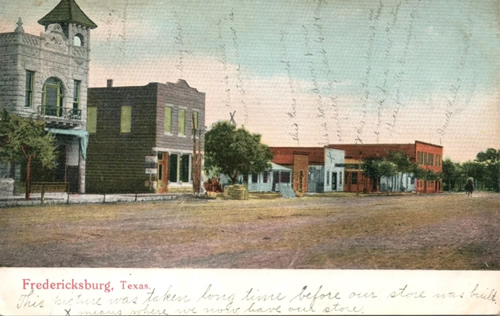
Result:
[192, 112, 198, 195]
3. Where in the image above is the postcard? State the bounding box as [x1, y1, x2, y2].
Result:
[0, 0, 498, 315]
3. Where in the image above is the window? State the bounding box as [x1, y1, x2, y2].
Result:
[326, 172, 330, 186]
[351, 172, 358, 184]
[73, 34, 83, 46]
[73, 80, 81, 115]
[164, 106, 172, 133]
[263, 172, 269, 183]
[339, 172, 342, 185]
[25, 71, 34, 108]
[87, 107, 97, 133]
[178, 108, 185, 136]
[251, 174, 258, 183]
[42, 77, 63, 117]
[120, 106, 132, 133]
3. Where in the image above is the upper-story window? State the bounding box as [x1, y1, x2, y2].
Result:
[73, 80, 81, 110]
[42, 77, 64, 117]
[178, 108, 185, 136]
[164, 106, 172, 134]
[87, 107, 97, 134]
[73, 34, 84, 47]
[25, 70, 34, 108]
[120, 106, 132, 134]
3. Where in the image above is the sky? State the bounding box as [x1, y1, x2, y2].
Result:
[1, 0, 499, 162]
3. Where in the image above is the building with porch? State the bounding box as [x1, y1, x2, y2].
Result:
[269, 147, 345, 196]
[85, 79, 205, 194]
[218, 162, 294, 195]
[0, 0, 96, 193]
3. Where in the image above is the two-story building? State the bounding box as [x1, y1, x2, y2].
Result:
[86, 79, 205, 194]
[0, 0, 96, 193]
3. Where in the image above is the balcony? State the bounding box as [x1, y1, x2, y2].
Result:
[37, 105, 83, 129]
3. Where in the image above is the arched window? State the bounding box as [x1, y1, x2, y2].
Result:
[73, 34, 84, 47]
[42, 77, 64, 117]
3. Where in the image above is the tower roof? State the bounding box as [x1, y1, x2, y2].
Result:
[38, 0, 97, 29]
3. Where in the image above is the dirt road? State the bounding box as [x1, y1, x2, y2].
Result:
[0, 192, 498, 269]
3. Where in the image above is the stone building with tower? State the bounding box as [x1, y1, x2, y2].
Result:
[85, 79, 206, 194]
[0, 0, 96, 193]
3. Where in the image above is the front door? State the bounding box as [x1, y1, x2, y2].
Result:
[331, 172, 337, 191]
[157, 152, 169, 193]
[272, 171, 280, 191]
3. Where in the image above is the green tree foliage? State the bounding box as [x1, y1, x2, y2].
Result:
[362, 158, 382, 184]
[363, 151, 421, 192]
[388, 150, 413, 173]
[362, 157, 398, 191]
[387, 150, 415, 190]
[363, 150, 440, 192]
[204, 121, 273, 185]
[476, 148, 498, 162]
[0, 110, 57, 199]
[441, 148, 499, 192]
[378, 159, 397, 178]
[442, 158, 458, 191]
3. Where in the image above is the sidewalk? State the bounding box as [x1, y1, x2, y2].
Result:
[0, 192, 181, 208]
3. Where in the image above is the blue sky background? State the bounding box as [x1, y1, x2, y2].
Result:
[1, 0, 498, 161]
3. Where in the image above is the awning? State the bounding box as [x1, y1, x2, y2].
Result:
[270, 162, 292, 171]
[47, 128, 88, 159]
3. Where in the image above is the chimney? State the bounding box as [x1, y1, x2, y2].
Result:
[107, 79, 113, 88]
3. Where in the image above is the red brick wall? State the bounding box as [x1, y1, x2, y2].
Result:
[415, 141, 443, 173]
[270, 147, 325, 165]
[343, 171, 375, 193]
[328, 143, 416, 161]
[293, 153, 309, 197]
[414, 141, 443, 193]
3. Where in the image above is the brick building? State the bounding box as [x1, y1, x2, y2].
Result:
[269, 147, 345, 196]
[86, 79, 205, 194]
[0, 0, 96, 193]
[328, 141, 443, 193]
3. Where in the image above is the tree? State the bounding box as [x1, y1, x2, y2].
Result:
[475, 148, 499, 192]
[204, 121, 273, 185]
[362, 157, 382, 191]
[442, 158, 459, 191]
[476, 148, 498, 162]
[0, 110, 57, 199]
[378, 159, 397, 191]
[387, 150, 413, 191]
